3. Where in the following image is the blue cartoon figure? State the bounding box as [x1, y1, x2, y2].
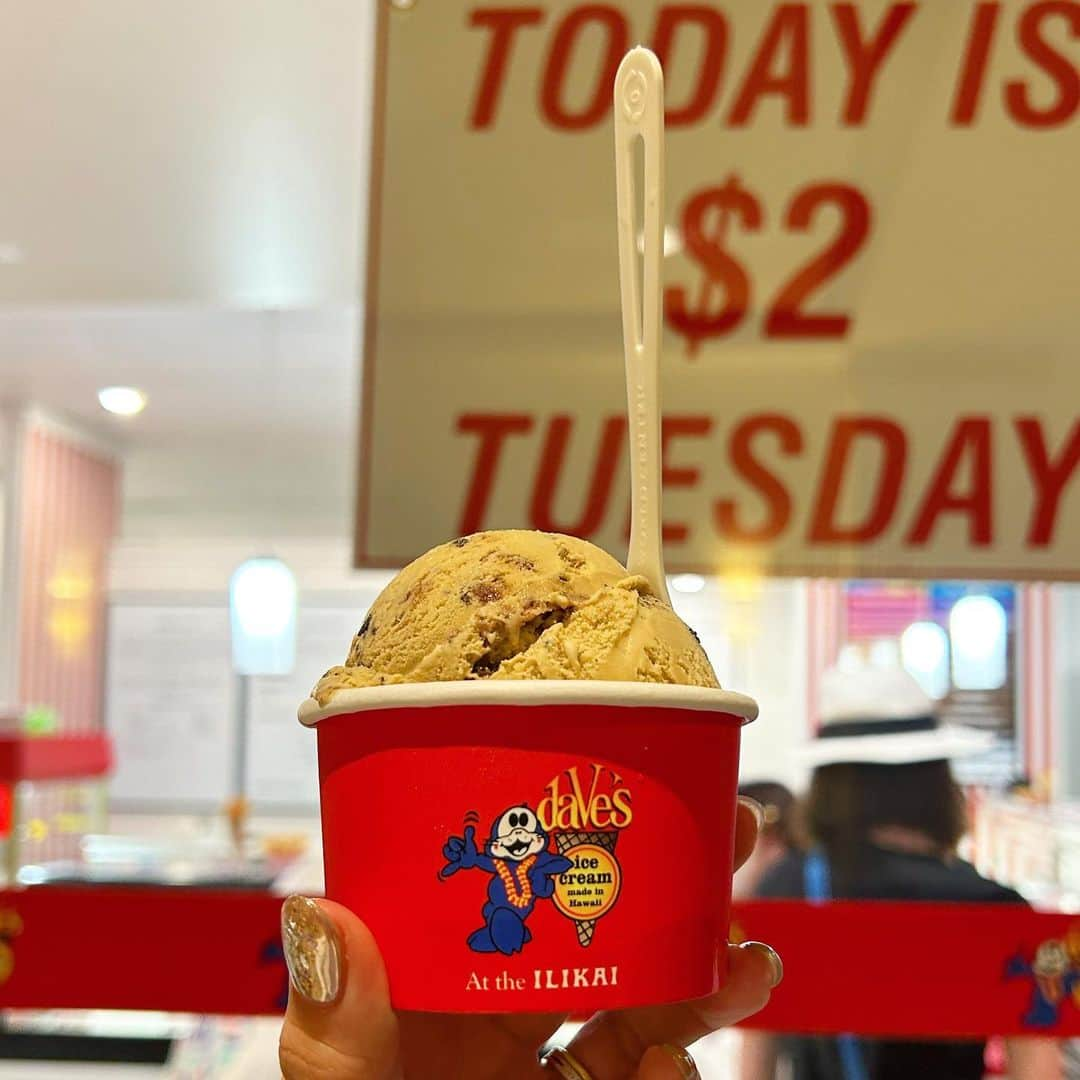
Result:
[1006, 938, 1080, 1028]
[441, 805, 572, 955]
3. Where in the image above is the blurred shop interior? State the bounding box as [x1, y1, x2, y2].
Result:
[2, 1, 1080, 1077]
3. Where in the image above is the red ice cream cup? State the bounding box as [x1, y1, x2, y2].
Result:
[299, 681, 757, 1013]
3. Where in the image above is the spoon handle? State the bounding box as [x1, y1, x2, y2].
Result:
[614, 47, 671, 605]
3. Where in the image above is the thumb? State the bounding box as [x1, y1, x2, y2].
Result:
[464, 824, 476, 843]
[279, 896, 401, 1080]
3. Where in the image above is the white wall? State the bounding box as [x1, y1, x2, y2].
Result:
[114, 436, 360, 593]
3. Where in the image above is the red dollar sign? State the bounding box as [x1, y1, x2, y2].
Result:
[665, 176, 763, 356]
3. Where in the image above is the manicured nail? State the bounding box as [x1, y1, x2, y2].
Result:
[740, 940, 784, 988]
[738, 795, 766, 831]
[659, 1044, 699, 1079]
[281, 896, 341, 1004]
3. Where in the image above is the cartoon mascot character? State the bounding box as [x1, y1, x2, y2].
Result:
[1007, 939, 1080, 1028]
[441, 805, 572, 955]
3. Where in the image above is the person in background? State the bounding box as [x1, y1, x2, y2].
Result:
[733, 781, 797, 900]
[740, 662, 1061, 1080]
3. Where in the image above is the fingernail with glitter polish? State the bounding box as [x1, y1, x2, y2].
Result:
[737, 795, 766, 831]
[740, 940, 784, 988]
[281, 895, 341, 1004]
[659, 1043, 700, 1079]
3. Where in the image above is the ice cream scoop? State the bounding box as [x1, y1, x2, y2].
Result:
[311, 529, 717, 705]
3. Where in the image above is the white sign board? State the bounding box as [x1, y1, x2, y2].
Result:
[357, 0, 1080, 581]
[106, 606, 235, 805]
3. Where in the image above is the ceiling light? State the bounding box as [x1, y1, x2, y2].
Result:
[98, 386, 147, 416]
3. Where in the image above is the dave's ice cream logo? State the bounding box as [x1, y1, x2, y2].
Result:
[539, 765, 630, 948]
[440, 765, 631, 954]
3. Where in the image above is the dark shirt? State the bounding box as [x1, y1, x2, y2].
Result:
[755, 846, 1024, 1080]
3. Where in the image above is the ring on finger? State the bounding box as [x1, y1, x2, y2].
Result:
[539, 1045, 594, 1080]
[659, 1043, 700, 1079]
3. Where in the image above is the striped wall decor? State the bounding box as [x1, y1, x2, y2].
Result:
[1020, 583, 1056, 793]
[806, 579, 842, 733]
[16, 425, 120, 733]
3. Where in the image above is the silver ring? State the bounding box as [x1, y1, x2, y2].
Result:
[539, 1046, 594, 1080]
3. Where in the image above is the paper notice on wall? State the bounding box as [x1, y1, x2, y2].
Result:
[246, 608, 364, 807]
[106, 605, 235, 805]
[357, 0, 1080, 581]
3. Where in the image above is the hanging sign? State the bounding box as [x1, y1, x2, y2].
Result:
[357, 1, 1080, 580]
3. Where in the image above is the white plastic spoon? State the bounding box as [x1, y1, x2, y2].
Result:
[614, 47, 672, 605]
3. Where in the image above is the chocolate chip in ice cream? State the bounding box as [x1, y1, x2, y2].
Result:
[461, 579, 505, 605]
[557, 544, 586, 570]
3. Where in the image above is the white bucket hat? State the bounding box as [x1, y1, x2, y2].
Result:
[802, 661, 995, 767]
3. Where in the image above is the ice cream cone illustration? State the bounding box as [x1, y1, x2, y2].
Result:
[553, 831, 622, 947]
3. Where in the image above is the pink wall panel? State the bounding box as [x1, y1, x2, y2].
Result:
[17, 426, 119, 732]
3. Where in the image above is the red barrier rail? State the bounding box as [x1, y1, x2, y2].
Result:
[0, 734, 111, 782]
[735, 900, 1080, 1038]
[0, 889, 1076, 1038]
